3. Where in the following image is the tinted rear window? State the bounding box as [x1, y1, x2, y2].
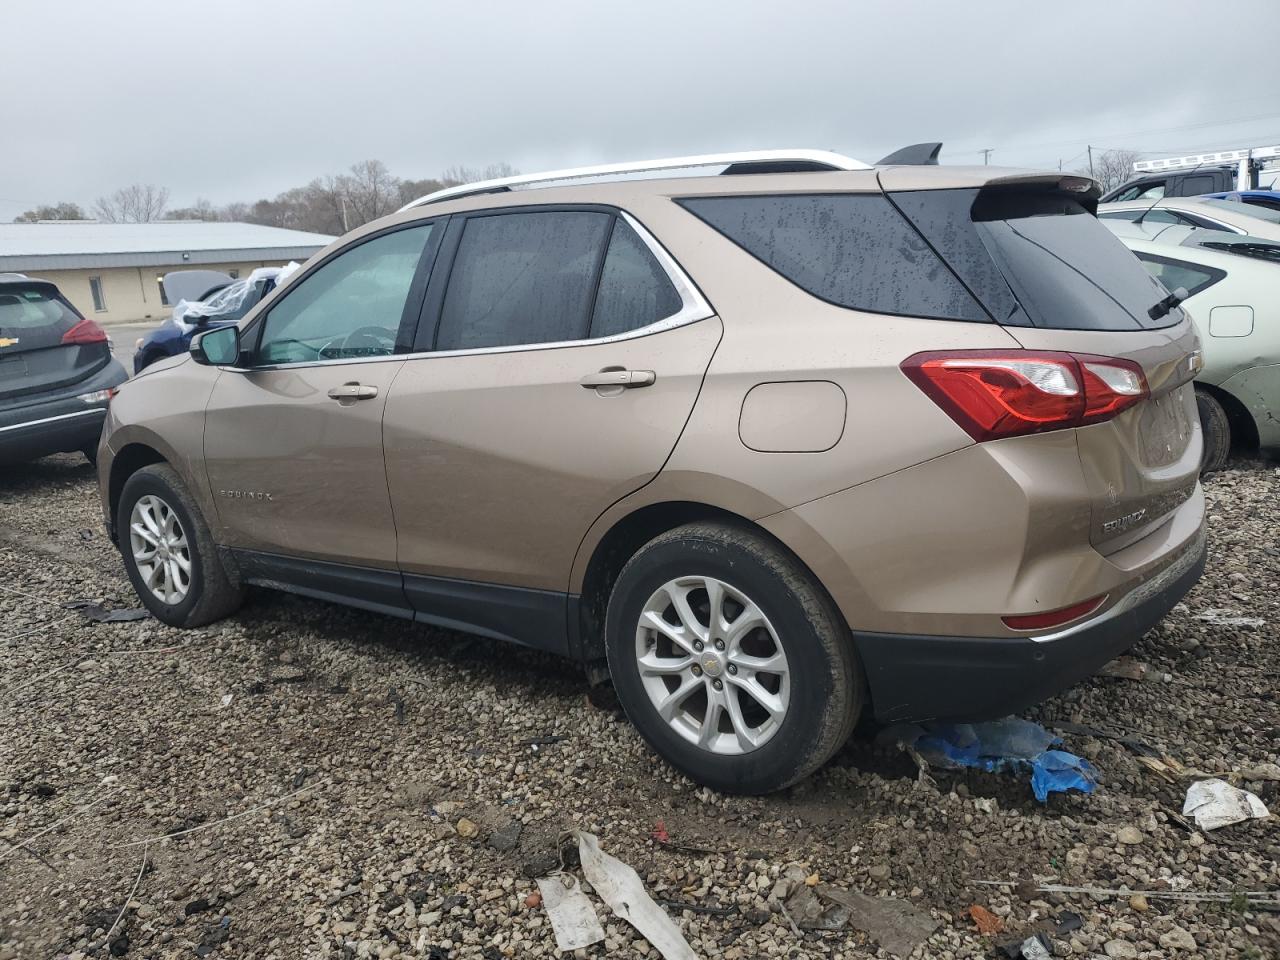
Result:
[436, 211, 611, 350]
[0, 284, 82, 354]
[678, 194, 988, 322]
[894, 189, 1182, 330]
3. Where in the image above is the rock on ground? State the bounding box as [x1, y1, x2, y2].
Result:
[1, 454, 1278, 958]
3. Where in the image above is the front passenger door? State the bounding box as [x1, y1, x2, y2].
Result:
[203, 222, 437, 572]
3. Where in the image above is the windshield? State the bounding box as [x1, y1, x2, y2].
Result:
[0, 283, 83, 354]
[1202, 198, 1280, 224]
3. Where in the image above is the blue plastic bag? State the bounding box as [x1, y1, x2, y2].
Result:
[883, 717, 1097, 802]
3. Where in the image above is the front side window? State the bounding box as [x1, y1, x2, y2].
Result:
[1135, 254, 1225, 297]
[257, 224, 432, 364]
[435, 211, 612, 351]
[679, 194, 987, 321]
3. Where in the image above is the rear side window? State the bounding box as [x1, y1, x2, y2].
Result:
[896, 188, 1181, 330]
[678, 194, 988, 322]
[1134, 254, 1225, 297]
[590, 220, 682, 338]
[0, 284, 84, 354]
[436, 211, 612, 350]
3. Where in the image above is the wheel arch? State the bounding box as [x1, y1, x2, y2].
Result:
[573, 498, 851, 670]
[107, 442, 169, 540]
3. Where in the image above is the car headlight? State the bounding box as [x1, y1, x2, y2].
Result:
[135, 338, 144, 350]
[78, 389, 116, 404]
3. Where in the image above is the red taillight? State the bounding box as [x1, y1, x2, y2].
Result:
[1002, 594, 1108, 631]
[61, 318, 109, 345]
[901, 350, 1148, 442]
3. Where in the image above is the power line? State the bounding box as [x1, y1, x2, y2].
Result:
[948, 110, 1280, 157]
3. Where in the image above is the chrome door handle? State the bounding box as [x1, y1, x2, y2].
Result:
[579, 369, 656, 389]
[327, 382, 379, 401]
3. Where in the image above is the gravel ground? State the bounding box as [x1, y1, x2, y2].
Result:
[1, 454, 1277, 960]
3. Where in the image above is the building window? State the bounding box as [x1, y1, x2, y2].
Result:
[228, 269, 240, 279]
[157, 276, 169, 306]
[89, 277, 107, 312]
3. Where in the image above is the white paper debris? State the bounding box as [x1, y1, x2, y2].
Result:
[575, 831, 697, 960]
[1194, 608, 1266, 628]
[537, 875, 604, 952]
[1183, 778, 1269, 831]
[1021, 935, 1052, 960]
[219, 693, 233, 708]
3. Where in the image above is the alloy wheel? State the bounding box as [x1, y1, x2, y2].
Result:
[129, 494, 191, 605]
[634, 575, 791, 755]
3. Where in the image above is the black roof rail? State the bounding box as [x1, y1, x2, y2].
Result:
[876, 142, 943, 166]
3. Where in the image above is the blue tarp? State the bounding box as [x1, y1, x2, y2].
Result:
[882, 717, 1098, 802]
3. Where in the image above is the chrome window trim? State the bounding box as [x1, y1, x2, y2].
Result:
[229, 208, 715, 373]
[0, 408, 105, 434]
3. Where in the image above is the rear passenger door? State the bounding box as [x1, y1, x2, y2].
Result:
[383, 207, 721, 641]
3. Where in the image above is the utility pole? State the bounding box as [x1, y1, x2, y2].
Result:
[980, 148, 994, 165]
[341, 196, 350, 232]
[1088, 145, 1095, 178]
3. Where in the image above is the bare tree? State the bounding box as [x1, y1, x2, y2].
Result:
[440, 163, 518, 187]
[338, 160, 401, 225]
[1088, 149, 1143, 194]
[13, 201, 86, 222]
[230, 160, 518, 234]
[165, 197, 220, 221]
[94, 184, 170, 223]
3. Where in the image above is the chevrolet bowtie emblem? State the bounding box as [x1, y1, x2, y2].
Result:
[0, 337, 19, 348]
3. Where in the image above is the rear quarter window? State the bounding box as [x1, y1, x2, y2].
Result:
[677, 194, 988, 322]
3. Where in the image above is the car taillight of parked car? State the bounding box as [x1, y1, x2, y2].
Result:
[61, 317, 109, 345]
[901, 350, 1149, 442]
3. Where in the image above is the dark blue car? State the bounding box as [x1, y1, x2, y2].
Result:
[132, 267, 283, 374]
[1202, 190, 1280, 215]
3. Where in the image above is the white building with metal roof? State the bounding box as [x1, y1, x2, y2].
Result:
[0, 221, 334, 324]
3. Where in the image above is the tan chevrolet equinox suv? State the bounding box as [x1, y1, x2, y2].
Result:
[98, 147, 1207, 794]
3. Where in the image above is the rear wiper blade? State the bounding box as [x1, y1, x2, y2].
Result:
[1148, 285, 1189, 321]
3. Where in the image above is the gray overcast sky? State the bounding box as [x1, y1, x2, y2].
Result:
[3, 0, 1276, 220]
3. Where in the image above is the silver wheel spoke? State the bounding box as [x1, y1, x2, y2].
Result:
[699, 694, 725, 748]
[724, 688, 761, 752]
[639, 610, 697, 656]
[638, 650, 694, 676]
[130, 522, 159, 548]
[727, 674, 786, 721]
[725, 602, 765, 649]
[655, 675, 701, 721]
[729, 651, 786, 674]
[666, 583, 709, 642]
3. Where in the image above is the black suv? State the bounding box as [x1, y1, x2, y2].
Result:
[0, 274, 127, 464]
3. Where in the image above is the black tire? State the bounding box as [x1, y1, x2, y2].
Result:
[604, 521, 862, 795]
[1196, 388, 1230, 474]
[116, 464, 243, 627]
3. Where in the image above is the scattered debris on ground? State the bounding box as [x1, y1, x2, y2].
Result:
[880, 717, 1098, 802]
[2, 454, 1278, 957]
[1183, 778, 1270, 831]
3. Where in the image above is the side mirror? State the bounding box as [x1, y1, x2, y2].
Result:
[190, 325, 241, 366]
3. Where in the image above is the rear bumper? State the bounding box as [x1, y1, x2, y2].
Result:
[855, 528, 1206, 723]
[0, 360, 127, 463]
